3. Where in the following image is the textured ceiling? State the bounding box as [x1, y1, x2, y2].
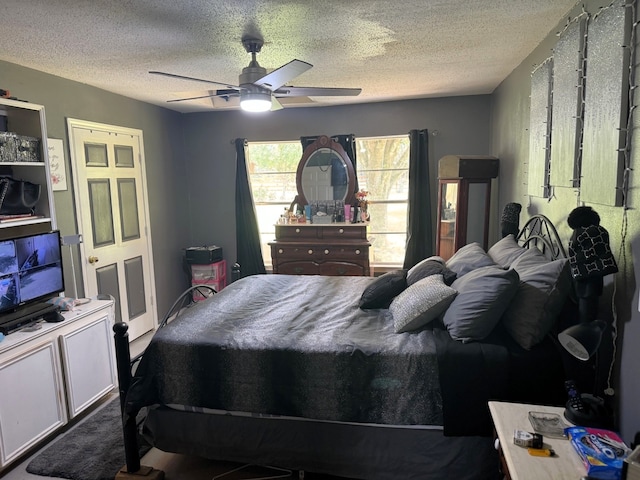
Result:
[0, 0, 577, 113]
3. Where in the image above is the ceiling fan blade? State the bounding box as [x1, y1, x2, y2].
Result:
[254, 59, 312, 91]
[166, 90, 240, 103]
[270, 96, 284, 111]
[149, 70, 241, 90]
[274, 86, 362, 97]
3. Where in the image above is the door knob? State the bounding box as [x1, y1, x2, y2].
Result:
[88, 255, 99, 264]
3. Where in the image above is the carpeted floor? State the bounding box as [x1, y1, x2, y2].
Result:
[25, 397, 149, 480]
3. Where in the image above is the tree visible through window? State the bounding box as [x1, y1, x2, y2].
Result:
[247, 135, 410, 269]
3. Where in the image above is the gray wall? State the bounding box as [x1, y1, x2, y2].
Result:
[491, 0, 640, 443]
[180, 96, 492, 268]
[0, 60, 190, 319]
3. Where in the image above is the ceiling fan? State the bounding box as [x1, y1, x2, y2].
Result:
[150, 36, 362, 112]
[149, 37, 362, 112]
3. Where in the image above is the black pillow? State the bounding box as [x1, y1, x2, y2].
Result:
[359, 269, 408, 309]
[407, 258, 457, 286]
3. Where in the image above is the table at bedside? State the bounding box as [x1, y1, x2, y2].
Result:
[488, 401, 586, 480]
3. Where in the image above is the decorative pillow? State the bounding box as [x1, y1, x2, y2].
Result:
[407, 256, 457, 286]
[442, 266, 520, 343]
[445, 242, 496, 278]
[487, 234, 527, 268]
[390, 274, 457, 333]
[359, 269, 408, 309]
[502, 249, 571, 350]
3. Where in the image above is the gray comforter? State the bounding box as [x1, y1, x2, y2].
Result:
[126, 274, 443, 426]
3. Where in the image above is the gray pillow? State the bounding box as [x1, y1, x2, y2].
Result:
[487, 234, 527, 268]
[501, 249, 571, 350]
[390, 274, 457, 333]
[442, 266, 520, 343]
[445, 242, 496, 277]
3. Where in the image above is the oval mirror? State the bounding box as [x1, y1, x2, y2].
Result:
[295, 135, 356, 206]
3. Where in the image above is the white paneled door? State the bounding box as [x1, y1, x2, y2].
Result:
[67, 120, 156, 340]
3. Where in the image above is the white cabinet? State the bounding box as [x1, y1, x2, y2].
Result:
[0, 98, 55, 231]
[0, 340, 66, 466]
[60, 312, 116, 418]
[0, 299, 115, 470]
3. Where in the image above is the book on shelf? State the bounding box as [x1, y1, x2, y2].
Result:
[0, 213, 43, 223]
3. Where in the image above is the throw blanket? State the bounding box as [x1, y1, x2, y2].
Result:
[127, 275, 444, 426]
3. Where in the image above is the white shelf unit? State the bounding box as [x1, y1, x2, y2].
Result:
[0, 299, 116, 470]
[0, 98, 56, 232]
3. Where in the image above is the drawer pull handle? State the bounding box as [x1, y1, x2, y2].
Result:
[324, 249, 329, 254]
[338, 268, 347, 275]
[295, 228, 301, 233]
[338, 228, 344, 234]
[355, 249, 361, 255]
[278, 249, 284, 254]
[308, 249, 313, 254]
[294, 267, 303, 274]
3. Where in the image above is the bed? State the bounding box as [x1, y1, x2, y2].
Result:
[116, 214, 573, 480]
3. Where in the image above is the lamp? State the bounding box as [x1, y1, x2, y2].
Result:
[240, 90, 271, 112]
[558, 319, 606, 361]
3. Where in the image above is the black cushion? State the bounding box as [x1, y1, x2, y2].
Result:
[359, 269, 408, 309]
[407, 258, 457, 286]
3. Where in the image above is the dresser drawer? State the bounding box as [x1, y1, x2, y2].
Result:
[271, 245, 320, 260]
[317, 245, 368, 259]
[318, 262, 367, 276]
[275, 225, 319, 240]
[272, 244, 368, 261]
[321, 225, 367, 239]
[276, 261, 320, 275]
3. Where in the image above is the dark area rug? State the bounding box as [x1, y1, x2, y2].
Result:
[26, 397, 150, 480]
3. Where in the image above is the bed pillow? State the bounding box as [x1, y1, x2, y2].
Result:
[445, 242, 496, 278]
[501, 248, 571, 350]
[407, 256, 457, 286]
[488, 234, 527, 268]
[359, 269, 408, 309]
[390, 274, 457, 333]
[442, 266, 520, 343]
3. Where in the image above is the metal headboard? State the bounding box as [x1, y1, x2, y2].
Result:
[515, 214, 567, 260]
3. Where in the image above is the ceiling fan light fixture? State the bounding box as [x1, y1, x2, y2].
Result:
[240, 91, 271, 112]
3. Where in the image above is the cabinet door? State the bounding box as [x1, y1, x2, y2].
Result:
[59, 313, 116, 418]
[0, 341, 66, 467]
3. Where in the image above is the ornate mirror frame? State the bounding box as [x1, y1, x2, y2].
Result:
[294, 135, 356, 207]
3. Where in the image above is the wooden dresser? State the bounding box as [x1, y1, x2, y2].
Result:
[270, 223, 371, 276]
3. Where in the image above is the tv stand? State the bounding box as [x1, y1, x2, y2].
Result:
[0, 302, 60, 335]
[0, 299, 116, 470]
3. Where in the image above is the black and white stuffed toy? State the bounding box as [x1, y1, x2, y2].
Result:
[567, 207, 618, 323]
[568, 206, 618, 282]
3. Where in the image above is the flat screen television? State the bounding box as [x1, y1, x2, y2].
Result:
[0, 230, 65, 322]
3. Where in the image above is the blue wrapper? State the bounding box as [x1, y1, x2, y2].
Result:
[566, 426, 630, 480]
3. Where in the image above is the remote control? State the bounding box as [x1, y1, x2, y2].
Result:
[565, 380, 585, 412]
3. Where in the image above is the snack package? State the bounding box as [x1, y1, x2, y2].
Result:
[566, 426, 630, 480]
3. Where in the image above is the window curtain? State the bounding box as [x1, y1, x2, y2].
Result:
[403, 129, 432, 269]
[301, 134, 359, 196]
[234, 138, 266, 277]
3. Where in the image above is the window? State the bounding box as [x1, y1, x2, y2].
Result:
[247, 135, 410, 269]
[355, 136, 410, 266]
[246, 141, 301, 265]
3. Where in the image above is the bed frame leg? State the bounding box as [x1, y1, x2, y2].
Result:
[113, 322, 165, 480]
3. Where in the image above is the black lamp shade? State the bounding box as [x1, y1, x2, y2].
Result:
[558, 320, 606, 361]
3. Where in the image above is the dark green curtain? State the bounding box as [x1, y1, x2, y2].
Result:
[301, 134, 359, 197]
[403, 129, 432, 269]
[234, 138, 266, 277]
